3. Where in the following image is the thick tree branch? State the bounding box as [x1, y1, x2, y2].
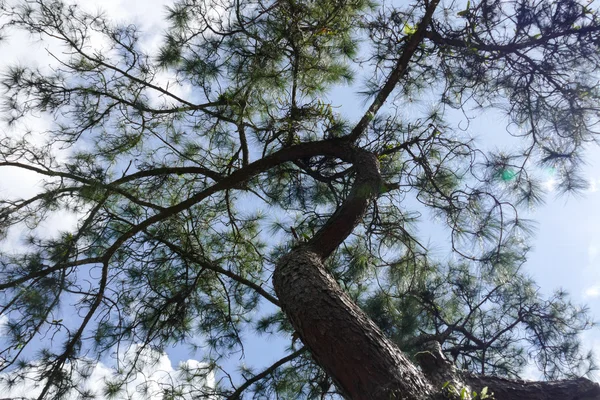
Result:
[425, 25, 600, 54]
[463, 373, 600, 400]
[111, 166, 224, 185]
[0, 162, 224, 186]
[0, 162, 165, 210]
[1, 140, 361, 297]
[102, 139, 357, 262]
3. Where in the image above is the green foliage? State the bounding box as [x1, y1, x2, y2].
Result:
[0, 0, 598, 398]
[442, 381, 494, 399]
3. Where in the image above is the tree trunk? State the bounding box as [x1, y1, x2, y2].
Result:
[275, 248, 433, 399]
[272, 143, 600, 399]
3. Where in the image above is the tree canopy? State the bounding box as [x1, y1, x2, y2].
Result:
[0, 0, 599, 398]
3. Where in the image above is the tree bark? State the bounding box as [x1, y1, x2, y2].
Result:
[417, 341, 600, 400]
[463, 374, 600, 400]
[274, 248, 433, 399]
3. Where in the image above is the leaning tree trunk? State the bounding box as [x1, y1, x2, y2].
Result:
[272, 142, 600, 400]
[275, 249, 433, 399]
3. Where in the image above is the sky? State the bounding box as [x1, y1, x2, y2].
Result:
[0, 341, 216, 399]
[0, 0, 599, 398]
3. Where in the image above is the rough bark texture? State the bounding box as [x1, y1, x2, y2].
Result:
[417, 341, 600, 400]
[463, 374, 600, 400]
[275, 249, 433, 399]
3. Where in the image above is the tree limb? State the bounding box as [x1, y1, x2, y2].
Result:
[463, 373, 600, 400]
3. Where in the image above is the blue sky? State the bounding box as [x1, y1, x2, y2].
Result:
[0, 0, 599, 397]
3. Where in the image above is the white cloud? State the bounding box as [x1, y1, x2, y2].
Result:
[70, 0, 171, 56]
[583, 284, 600, 298]
[0, 344, 216, 400]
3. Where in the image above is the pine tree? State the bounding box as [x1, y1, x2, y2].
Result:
[0, 0, 599, 398]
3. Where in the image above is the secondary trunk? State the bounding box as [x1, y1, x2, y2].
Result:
[463, 374, 600, 400]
